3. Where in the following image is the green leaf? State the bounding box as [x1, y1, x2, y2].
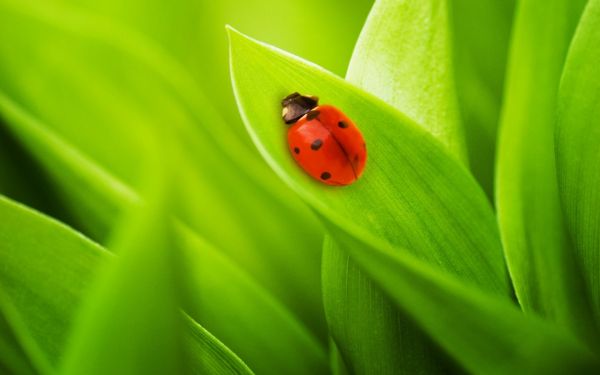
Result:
[450, 0, 514, 197]
[322, 243, 452, 374]
[347, 0, 465, 161]
[0, 0, 326, 342]
[332, 1, 468, 371]
[323, 235, 599, 374]
[556, 0, 600, 328]
[60, 135, 185, 374]
[0, 195, 254, 374]
[495, 0, 595, 340]
[228, 27, 507, 293]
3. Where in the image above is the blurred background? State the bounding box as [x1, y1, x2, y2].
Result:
[0, 0, 374, 374]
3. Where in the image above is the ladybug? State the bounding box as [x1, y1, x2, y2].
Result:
[281, 92, 367, 186]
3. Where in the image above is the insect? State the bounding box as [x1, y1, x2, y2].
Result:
[281, 92, 367, 186]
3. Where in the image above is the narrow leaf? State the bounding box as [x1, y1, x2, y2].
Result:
[495, 0, 594, 339]
[556, 0, 600, 328]
[60, 136, 185, 374]
[347, 0, 465, 161]
[450, 0, 515, 196]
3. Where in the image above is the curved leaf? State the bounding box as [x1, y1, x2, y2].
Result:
[495, 0, 594, 340]
[228, 27, 507, 293]
[322, 235, 599, 374]
[0, 195, 254, 374]
[556, 0, 600, 328]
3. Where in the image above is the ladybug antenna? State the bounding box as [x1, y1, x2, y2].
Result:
[281, 92, 318, 124]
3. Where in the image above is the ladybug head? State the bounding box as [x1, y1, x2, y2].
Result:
[281, 92, 318, 124]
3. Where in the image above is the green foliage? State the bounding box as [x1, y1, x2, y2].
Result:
[1, 0, 600, 373]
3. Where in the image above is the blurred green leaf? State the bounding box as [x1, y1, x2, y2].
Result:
[450, 0, 514, 197]
[0, 94, 328, 374]
[60, 134, 185, 374]
[330, 1, 467, 371]
[556, 0, 600, 329]
[347, 0, 465, 160]
[0, 195, 254, 374]
[495, 0, 595, 340]
[0, 0, 327, 347]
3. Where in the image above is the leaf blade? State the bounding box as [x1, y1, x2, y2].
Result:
[495, 0, 594, 339]
[556, 0, 600, 329]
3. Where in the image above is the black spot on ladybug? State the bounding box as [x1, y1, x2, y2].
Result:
[363, 143, 366, 149]
[321, 172, 331, 180]
[311, 139, 323, 151]
[294, 147, 300, 154]
[338, 121, 348, 128]
[306, 110, 320, 121]
[354, 155, 359, 163]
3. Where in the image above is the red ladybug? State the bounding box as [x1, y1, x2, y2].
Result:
[281, 92, 367, 186]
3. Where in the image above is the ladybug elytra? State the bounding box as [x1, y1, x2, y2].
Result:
[281, 92, 367, 186]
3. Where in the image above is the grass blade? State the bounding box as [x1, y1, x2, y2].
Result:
[495, 0, 594, 339]
[450, 0, 514, 196]
[60, 133, 185, 374]
[556, 0, 600, 329]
